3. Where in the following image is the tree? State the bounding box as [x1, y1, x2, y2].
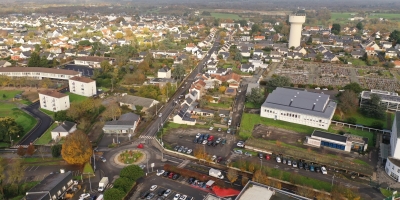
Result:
[193, 145, 206, 160]
[267, 75, 291, 88]
[51, 144, 62, 157]
[356, 22, 363, 30]
[34, 44, 40, 52]
[17, 146, 25, 156]
[61, 130, 92, 166]
[247, 88, 264, 105]
[114, 177, 134, 193]
[251, 24, 261, 35]
[172, 64, 185, 81]
[331, 23, 341, 35]
[389, 30, 400, 45]
[219, 31, 227, 38]
[315, 52, 323, 61]
[0, 157, 5, 195]
[234, 51, 242, 61]
[39, 78, 52, 88]
[0, 117, 23, 142]
[100, 60, 113, 73]
[78, 40, 91, 46]
[27, 52, 40, 67]
[26, 144, 35, 156]
[115, 32, 124, 39]
[343, 82, 363, 94]
[119, 165, 145, 181]
[371, 121, 384, 129]
[7, 159, 24, 183]
[220, 39, 225, 45]
[241, 175, 249, 186]
[137, 61, 150, 73]
[218, 86, 226, 94]
[338, 90, 358, 114]
[104, 188, 126, 200]
[101, 102, 121, 121]
[123, 73, 146, 85]
[360, 93, 386, 119]
[226, 169, 238, 185]
[237, 19, 247, 27]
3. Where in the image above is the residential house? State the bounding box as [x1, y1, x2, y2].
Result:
[386, 48, 398, 58]
[0, 60, 12, 67]
[351, 50, 365, 59]
[50, 121, 77, 141]
[240, 64, 255, 73]
[158, 66, 171, 78]
[103, 112, 140, 134]
[74, 56, 112, 68]
[38, 89, 70, 112]
[68, 76, 97, 97]
[119, 94, 159, 113]
[25, 171, 74, 200]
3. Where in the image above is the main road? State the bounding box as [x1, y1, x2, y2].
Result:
[141, 37, 220, 138]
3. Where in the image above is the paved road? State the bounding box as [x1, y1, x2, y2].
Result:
[19, 102, 53, 145]
[141, 37, 220, 138]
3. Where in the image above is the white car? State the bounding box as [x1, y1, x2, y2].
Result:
[211, 155, 217, 162]
[186, 149, 192, 154]
[173, 194, 181, 200]
[233, 149, 243, 154]
[150, 185, 158, 191]
[179, 195, 187, 200]
[159, 113, 162, 118]
[276, 156, 281, 163]
[100, 156, 106, 162]
[156, 170, 165, 176]
[236, 141, 244, 147]
[202, 140, 208, 145]
[228, 119, 232, 126]
[79, 193, 90, 200]
[209, 127, 214, 131]
[196, 133, 201, 138]
[163, 189, 172, 197]
[321, 166, 328, 175]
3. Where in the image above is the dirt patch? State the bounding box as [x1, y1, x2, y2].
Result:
[22, 91, 39, 102]
[252, 124, 303, 145]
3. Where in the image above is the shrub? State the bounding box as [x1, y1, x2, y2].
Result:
[345, 117, 357, 124]
[120, 165, 145, 181]
[114, 177, 135, 193]
[371, 121, 384, 129]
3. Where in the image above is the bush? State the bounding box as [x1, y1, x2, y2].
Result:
[120, 165, 145, 181]
[345, 117, 357, 124]
[51, 144, 62, 157]
[332, 115, 341, 121]
[371, 121, 384, 129]
[104, 188, 126, 200]
[114, 177, 135, 193]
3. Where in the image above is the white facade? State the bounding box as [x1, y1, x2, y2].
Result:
[0, 67, 81, 80]
[157, 67, 171, 79]
[288, 15, 306, 48]
[39, 90, 70, 112]
[385, 112, 400, 182]
[68, 76, 97, 97]
[385, 157, 400, 182]
[74, 56, 112, 68]
[173, 114, 196, 125]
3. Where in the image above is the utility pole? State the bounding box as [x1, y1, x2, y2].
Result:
[93, 150, 96, 171]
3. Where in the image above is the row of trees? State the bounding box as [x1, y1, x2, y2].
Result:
[0, 76, 54, 88]
[104, 165, 144, 200]
[27, 52, 59, 68]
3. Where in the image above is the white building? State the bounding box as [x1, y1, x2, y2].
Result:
[385, 111, 400, 182]
[260, 87, 336, 130]
[50, 121, 77, 141]
[305, 130, 368, 152]
[68, 76, 97, 97]
[157, 66, 171, 78]
[0, 67, 81, 80]
[38, 90, 70, 112]
[360, 90, 400, 111]
[288, 14, 306, 48]
[74, 56, 113, 68]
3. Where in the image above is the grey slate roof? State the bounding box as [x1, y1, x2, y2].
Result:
[52, 121, 76, 132]
[396, 112, 400, 139]
[120, 95, 157, 108]
[261, 87, 336, 119]
[312, 130, 347, 143]
[104, 112, 140, 128]
[26, 171, 72, 200]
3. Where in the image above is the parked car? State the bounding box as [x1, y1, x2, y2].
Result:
[287, 159, 292, 166]
[196, 133, 201, 138]
[217, 157, 223, 163]
[100, 157, 106, 162]
[310, 165, 315, 172]
[168, 172, 174, 179]
[211, 155, 217, 162]
[265, 154, 271, 160]
[292, 161, 298, 168]
[193, 138, 198, 143]
[202, 140, 208, 145]
[234, 149, 243, 154]
[163, 171, 169, 177]
[221, 139, 226, 145]
[156, 170, 165, 176]
[173, 194, 181, 200]
[207, 140, 212, 146]
[204, 134, 209, 140]
[315, 166, 321, 173]
[245, 152, 252, 157]
[158, 189, 166, 196]
[208, 135, 214, 141]
[298, 161, 304, 169]
[163, 189, 172, 197]
[172, 174, 180, 180]
[258, 153, 263, 159]
[183, 147, 188, 153]
[304, 163, 309, 170]
[227, 128, 231, 134]
[146, 193, 155, 200]
[321, 166, 328, 175]
[276, 156, 282, 163]
[237, 141, 245, 147]
[188, 177, 195, 184]
[186, 149, 192, 154]
[197, 138, 203, 144]
[209, 127, 214, 131]
[149, 185, 157, 191]
[179, 195, 187, 200]
[178, 146, 184, 153]
[282, 158, 287, 164]
[140, 192, 150, 199]
[212, 141, 217, 147]
[174, 146, 180, 151]
[216, 138, 222, 143]
[218, 128, 222, 132]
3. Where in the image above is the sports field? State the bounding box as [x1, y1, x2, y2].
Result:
[210, 12, 242, 20]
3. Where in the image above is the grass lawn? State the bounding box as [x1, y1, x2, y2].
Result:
[0, 142, 9, 148]
[66, 92, 87, 103]
[342, 110, 390, 129]
[35, 122, 58, 145]
[348, 58, 367, 66]
[0, 103, 37, 141]
[0, 90, 23, 100]
[240, 113, 315, 139]
[210, 12, 242, 20]
[39, 108, 55, 118]
[369, 13, 400, 20]
[380, 188, 400, 197]
[245, 102, 261, 109]
[205, 102, 232, 109]
[83, 162, 94, 174]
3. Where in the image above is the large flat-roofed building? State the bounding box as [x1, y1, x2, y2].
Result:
[0, 67, 81, 80]
[236, 181, 311, 200]
[26, 171, 74, 200]
[260, 87, 336, 130]
[74, 56, 113, 68]
[306, 130, 368, 152]
[385, 112, 400, 182]
[38, 90, 70, 112]
[68, 76, 96, 97]
[360, 89, 400, 111]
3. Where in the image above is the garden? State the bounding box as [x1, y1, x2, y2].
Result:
[118, 150, 144, 164]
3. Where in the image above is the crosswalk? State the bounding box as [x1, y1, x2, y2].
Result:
[177, 160, 190, 168]
[139, 135, 156, 140]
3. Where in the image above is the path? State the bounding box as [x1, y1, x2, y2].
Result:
[349, 68, 359, 83]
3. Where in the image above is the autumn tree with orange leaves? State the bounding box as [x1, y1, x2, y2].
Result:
[61, 130, 92, 165]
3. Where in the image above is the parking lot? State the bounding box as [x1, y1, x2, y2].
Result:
[163, 127, 236, 162]
[135, 174, 209, 200]
[62, 64, 94, 77]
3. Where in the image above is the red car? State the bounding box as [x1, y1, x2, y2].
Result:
[265, 154, 271, 160]
[208, 135, 214, 141]
[168, 172, 174, 179]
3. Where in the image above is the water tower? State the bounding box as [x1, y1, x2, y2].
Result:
[288, 13, 306, 48]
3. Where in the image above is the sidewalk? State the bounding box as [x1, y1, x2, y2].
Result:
[376, 160, 400, 190]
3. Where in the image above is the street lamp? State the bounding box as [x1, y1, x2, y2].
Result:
[331, 174, 335, 187]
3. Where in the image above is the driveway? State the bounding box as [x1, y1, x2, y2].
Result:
[19, 102, 53, 145]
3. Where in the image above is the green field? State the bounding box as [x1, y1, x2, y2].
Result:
[331, 12, 357, 22]
[210, 12, 242, 20]
[0, 90, 23, 100]
[39, 108, 55, 118]
[0, 103, 37, 142]
[66, 92, 87, 103]
[35, 122, 57, 145]
[368, 13, 400, 20]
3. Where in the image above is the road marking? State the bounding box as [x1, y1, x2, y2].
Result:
[139, 135, 156, 140]
[33, 166, 40, 171]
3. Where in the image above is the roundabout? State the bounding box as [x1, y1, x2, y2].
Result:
[112, 147, 148, 167]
